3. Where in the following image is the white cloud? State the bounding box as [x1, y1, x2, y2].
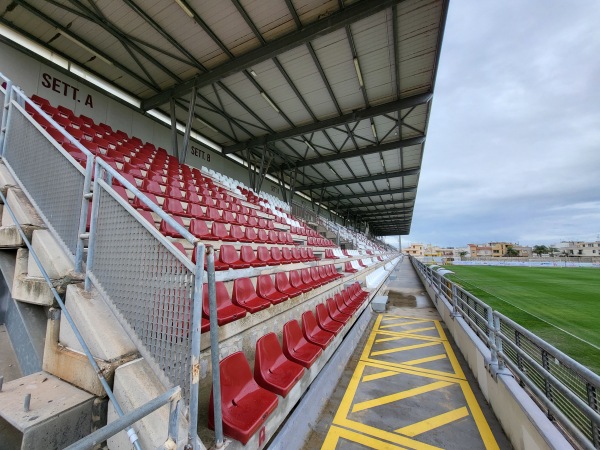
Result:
[398, 1, 600, 248]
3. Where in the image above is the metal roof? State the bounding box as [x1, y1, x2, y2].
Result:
[0, 0, 448, 236]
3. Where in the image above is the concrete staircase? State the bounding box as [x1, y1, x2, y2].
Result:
[0, 165, 150, 448]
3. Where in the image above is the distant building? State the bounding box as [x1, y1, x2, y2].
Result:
[404, 243, 424, 257]
[555, 241, 600, 257]
[468, 244, 493, 257]
[469, 242, 531, 257]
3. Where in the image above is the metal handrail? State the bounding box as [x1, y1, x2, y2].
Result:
[411, 256, 600, 449]
[65, 386, 182, 450]
[0, 186, 142, 450]
[0, 77, 218, 449]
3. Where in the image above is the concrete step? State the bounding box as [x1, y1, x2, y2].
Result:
[107, 358, 189, 449]
[0, 371, 96, 450]
[0, 188, 45, 249]
[42, 284, 138, 397]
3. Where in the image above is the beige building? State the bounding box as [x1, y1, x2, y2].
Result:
[404, 243, 424, 257]
[556, 241, 600, 257]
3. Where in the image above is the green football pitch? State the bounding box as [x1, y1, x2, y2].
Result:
[443, 265, 600, 374]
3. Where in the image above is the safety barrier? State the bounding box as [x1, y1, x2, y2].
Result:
[0, 75, 212, 449]
[412, 257, 600, 450]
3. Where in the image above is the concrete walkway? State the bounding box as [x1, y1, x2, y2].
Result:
[304, 257, 512, 450]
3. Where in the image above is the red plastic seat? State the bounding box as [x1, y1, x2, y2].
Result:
[244, 227, 259, 242]
[186, 203, 205, 219]
[282, 320, 322, 368]
[206, 206, 223, 223]
[256, 246, 278, 266]
[257, 229, 269, 243]
[189, 219, 211, 240]
[315, 303, 344, 335]
[256, 274, 288, 304]
[269, 246, 284, 265]
[202, 281, 246, 326]
[344, 261, 358, 273]
[267, 230, 279, 244]
[210, 222, 230, 241]
[140, 179, 163, 196]
[301, 310, 335, 349]
[290, 248, 302, 262]
[159, 215, 186, 238]
[310, 266, 326, 287]
[231, 278, 270, 313]
[240, 245, 263, 267]
[166, 185, 185, 200]
[163, 198, 187, 217]
[280, 247, 293, 264]
[274, 272, 302, 298]
[132, 193, 159, 211]
[136, 209, 155, 226]
[208, 352, 278, 445]
[335, 292, 358, 315]
[299, 248, 311, 262]
[228, 224, 248, 242]
[326, 297, 350, 324]
[301, 268, 320, 289]
[289, 270, 312, 293]
[254, 333, 305, 397]
[219, 245, 250, 269]
[307, 248, 319, 261]
[222, 210, 237, 224]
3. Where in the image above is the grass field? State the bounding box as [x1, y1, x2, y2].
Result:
[443, 265, 600, 374]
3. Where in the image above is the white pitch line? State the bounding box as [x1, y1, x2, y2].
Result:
[454, 276, 600, 352]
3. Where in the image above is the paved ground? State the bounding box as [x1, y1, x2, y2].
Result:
[303, 257, 512, 450]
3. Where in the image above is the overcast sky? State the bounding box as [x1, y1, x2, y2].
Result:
[389, 1, 600, 249]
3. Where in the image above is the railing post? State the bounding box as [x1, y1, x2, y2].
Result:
[84, 162, 103, 291]
[207, 247, 224, 448]
[487, 307, 497, 366]
[451, 284, 459, 316]
[586, 383, 599, 448]
[0, 79, 12, 156]
[541, 350, 554, 420]
[75, 154, 94, 274]
[189, 243, 205, 450]
[494, 314, 504, 371]
[168, 396, 181, 445]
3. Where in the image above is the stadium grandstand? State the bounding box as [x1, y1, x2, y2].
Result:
[0, 1, 597, 450]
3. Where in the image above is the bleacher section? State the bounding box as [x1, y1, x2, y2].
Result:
[0, 84, 400, 448]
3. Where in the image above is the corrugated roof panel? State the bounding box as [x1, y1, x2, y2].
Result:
[240, 0, 296, 41]
[293, 0, 340, 26]
[190, 0, 259, 57]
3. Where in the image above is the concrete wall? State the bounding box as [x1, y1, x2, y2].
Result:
[414, 265, 573, 450]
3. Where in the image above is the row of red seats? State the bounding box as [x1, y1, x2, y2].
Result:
[195, 266, 344, 330]
[194, 244, 319, 269]
[208, 282, 369, 443]
[307, 236, 335, 247]
[28, 94, 322, 244]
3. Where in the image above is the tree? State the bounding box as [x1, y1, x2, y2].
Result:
[548, 247, 559, 257]
[533, 245, 548, 256]
[459, 251, 468, 257]
[505, 246, 519, 257]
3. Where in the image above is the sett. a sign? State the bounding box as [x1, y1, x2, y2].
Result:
[41, 72, 94, 108]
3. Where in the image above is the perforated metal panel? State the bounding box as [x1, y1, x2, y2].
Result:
[3, 104, 84, 256]
[90, 185, 195, 403]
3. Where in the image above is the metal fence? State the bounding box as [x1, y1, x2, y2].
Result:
[412, 257, 600, 450]
[0, 79, 211, 449]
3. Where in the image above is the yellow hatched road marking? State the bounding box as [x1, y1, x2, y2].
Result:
[402, 354, 447, 366]
[323, 314, 500, 450]
[363, 370, 400, 382]
[321, 425, 408, 450]
[371, 341, 440, 356]
[375, 332, 441, 344]
[352, 381, 453, 413]
[395, 407, 470, 436]
[380, 319, 427, 329]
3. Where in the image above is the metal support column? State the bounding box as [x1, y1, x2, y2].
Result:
[181, 87, 198, 165]
[170, 98, 179, 160]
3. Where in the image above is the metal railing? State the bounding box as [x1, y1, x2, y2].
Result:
[0, 76, 221, 449]
[411, 257, 600, 450]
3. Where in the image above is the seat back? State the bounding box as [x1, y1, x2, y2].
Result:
[244, 227, 258, 242]
[302, 310, 319, 336]
[255, 333, 284, 372]
[163, 198, 186, 216]
[240, 245, 258, 264]
[281, 247, 293, 262]
[211, 221, 229, 240]
[270, 246, 283, 263]
[289, 270, 304, 289]
[310, 266, 322, 283]
[189, 219, 209, 238]
[229, 224, 245, 241]
[256, 274, 276, 297]
[256, 246, 273, 264]
[301, 268, 313, 285]
[283, 319, 303, 349]
[219, 245, 240, 265]
[218, 352, 253, 405]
